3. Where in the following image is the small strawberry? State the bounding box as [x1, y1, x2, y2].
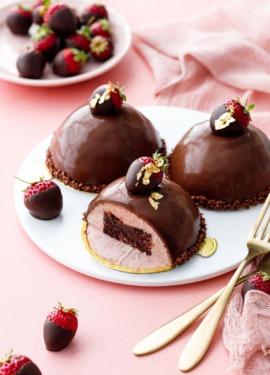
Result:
[90, 18, 112, 38]
[242, 271, 270, 298]
[44, 3, 77, 36]
[18, 176, 63, 220]
[81, 3, 108, 25]
[0, 349, 41, 375]
[43, 302, 78, 351]
[125, 151, 169, 194]
[210, 97, 255, 136]
[16, 48, 46, 79]
[32, 0, 51, 25]
[89, 82, 126, 115]
[52, 48, 88, 77]
[6, 5, 32, 35]
[63, 26, 92, 52]
[90, 35, 113, 61]
[32, 25, 60, 62]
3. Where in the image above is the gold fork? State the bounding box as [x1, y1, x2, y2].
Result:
[132, 253, 270, 356]
[179, 193, 270, 372]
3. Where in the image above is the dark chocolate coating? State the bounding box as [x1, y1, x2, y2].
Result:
[49, 103, 163, 186]
[16, 50, 46, 79]
[24, 185, 63, 220]
[125, 159, 160, 193]
[87, 177, 201, 261]
[6, 11, 32, 35]
[48, 7, 77, 37]
[43, 319, 76, 351]
[17, 361, 42, 375]
[52, 50, 77, 77]
[89, 84, 118, 115]
[32, 7, 43, 25]
[169, 121, 270, 203]
[210, 104, 245, 136]
[242, 279, 256, 298]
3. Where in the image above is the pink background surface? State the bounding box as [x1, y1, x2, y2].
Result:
[0, 0, 242, 374]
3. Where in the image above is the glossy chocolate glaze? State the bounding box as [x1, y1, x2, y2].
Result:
[17, 361, 42, 375]
[169, 121, 270, 202]
[87, 177, 201, 260]
[43, 319, 75, 351]
[49, 104, 163, 186]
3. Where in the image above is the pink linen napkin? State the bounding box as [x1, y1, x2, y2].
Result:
[133, 0, 270, 133]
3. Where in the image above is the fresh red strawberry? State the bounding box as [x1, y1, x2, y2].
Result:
[90, 35, 113, 61]
[81, 3, 108, 25]
[210, 97, 255, 136]
[90, 18, 112, 38]
[242, 271, 270, 297]
[89, 82, 126, 115]
[16, 48, 46, 79]
[0, 349, 41, 375]
[43, 302, 78, 351]
[18, 177, 63, 220]
[32, 25, 60, 62]
[64, 26, 91, 52]
[125, 152, 169, 193]
[52, 47, 88, 77]
[44, 3, 77, 36]
[6, 5, 32, 35]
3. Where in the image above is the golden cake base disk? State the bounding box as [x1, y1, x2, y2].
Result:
[198, 238, 218, 257]
[81, 221, 173, 274]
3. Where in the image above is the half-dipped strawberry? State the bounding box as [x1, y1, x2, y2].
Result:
[210, 97, 255, 136]
[81, 3, 108, 25]
[63, 26, 91, 52]
[90, 18, 112, 38]
[20, 177, 63, 220]
[16, 48, 46, 79]
[44, 3, 77, 36]
[89, 82, 126, 115]
[32, 0, 51, 25]
[125, 152, 169, 194]
[43, 302, 78, 351]
[32, 25, 60, 62]
[90, 35, 113, 61]
[242, 271, 270, 298]
[0, 349, 41, 375]
[52, 47, 88, 77]
[6, 5, 32, 35]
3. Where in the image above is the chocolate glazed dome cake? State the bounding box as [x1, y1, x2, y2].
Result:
[46, 83, 165, 193]
[82, 153, 206, 273]
[169, 98, 270, 210]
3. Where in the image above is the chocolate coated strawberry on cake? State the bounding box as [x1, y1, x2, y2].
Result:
[46, 82, 166, 193]
[169, 98, 270, 210]
[82, 154, 206, 273]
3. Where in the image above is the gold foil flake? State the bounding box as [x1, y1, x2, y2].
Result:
[214, 111, 235, 130]
[198, 238, 218, 257]
[90, 93, 101, 108]
[136, 163, 161, 185]
[149, 191, 164, 210]
[98, 88, 111, 104]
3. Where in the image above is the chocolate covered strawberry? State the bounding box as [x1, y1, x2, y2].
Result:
[19, 177, 63, 220]
[210, 97, 255, 136]
[6, 5, 32, 35]
[125, 152, 169, 193]
[242, 271, 270, 298]
[90, 18, 112, 38]
[63, 26, 91, 52]
[0, 349, 41, 375]
[44, 3, 77, 36]
[32, 0, 51, 25]
[89, 82, 126, 115]
[81, 3, 108, 25]
[16, 49, 46, 79]
[43, 302, 78, 351]
[90, 35, 113, 61]
[32, 25, 60, 62]
[52, 48, 88, 77]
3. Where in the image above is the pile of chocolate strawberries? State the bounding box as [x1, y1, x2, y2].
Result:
[6, 0, 114, 79]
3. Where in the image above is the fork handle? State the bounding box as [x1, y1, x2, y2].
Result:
[179, 259, 248, 372]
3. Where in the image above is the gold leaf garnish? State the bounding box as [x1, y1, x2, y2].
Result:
[90, 93, 101, 108]
[136, 163, 160, 185]
[214, 111, 235, 130]
[148, 191, 164, 210]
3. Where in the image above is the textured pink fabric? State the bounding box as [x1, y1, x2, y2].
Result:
[133, 0, 270, 133]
